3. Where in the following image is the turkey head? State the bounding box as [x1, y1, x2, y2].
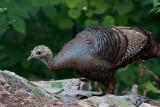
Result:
[28, 45, 53, 66]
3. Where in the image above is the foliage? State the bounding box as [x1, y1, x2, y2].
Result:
[0, 0, 160, 101]
[0, 7, 10, 37]
[51, 82, 63, 88]
[0, 7, 10, 62]
[65, 94, 70, 97]
[150, 0, 160, 13]
[144, 81, 160, 94]
[31, 89, 43, 95]
[54, 95, 62, 100]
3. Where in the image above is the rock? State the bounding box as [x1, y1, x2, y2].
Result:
[14, 88, 33, 96]
[6, 86, 12, 92]
[119, 94, 149, 106]
[98, 103, 110, 107]
[0, 103, 6, 107]
[0, 69, 159, 106]
[0, 70, 56, 99]
[119, 93, 160, 107]
[56, 102, 63, 105]
[72, 80, 80, 86]
[139, 103, 158, 107]
[0, 74, 6, 85]
[44, 87, 103, 101]
[0, 85, 5, 91]
[4, 83, 10, 88]
[31, 78, 92, 91]
[53, 94, 80, 101]
[44, 87, 103, 97]
[71, 86, 79, 90]
[0, 70, 102, 102]
[77, 95, 136, 107]
[0, 70, 33, 89]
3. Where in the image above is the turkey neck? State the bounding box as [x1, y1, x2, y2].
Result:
[50, 54, 71, 71]
[40, 53, 53, 69]
[40, 50, 70, 70]
[42, 55, 68, 71]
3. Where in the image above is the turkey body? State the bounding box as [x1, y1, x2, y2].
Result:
[51, 24, 160, 93]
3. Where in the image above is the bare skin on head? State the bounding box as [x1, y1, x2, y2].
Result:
[28, 45, 53, 67]
[28, 24, 160, 95]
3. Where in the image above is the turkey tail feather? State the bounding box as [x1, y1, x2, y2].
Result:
[150, 41, 160, 57]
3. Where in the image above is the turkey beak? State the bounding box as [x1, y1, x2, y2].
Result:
[27, 54, 33, 61]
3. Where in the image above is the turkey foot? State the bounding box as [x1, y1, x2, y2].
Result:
[105, 84, 118, 96]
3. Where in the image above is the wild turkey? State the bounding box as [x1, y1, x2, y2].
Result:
[28, 24, 160, 95]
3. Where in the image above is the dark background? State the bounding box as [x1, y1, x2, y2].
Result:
[0, 0, 160, 101]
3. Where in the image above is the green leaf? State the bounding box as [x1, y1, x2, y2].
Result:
[0, 8, 7, 13]
[32, 0, 60, 7]
[68, 9, 81, 19]
[6, 1, 31, 19]
[155, 3, 160, 7]
[90, 0, 108, 14]
[51, 82, 63, 88]
[58, 17, 74, 29]
[0, 54, 6, 60]
[153, 0, 159, 7]
[101, 15, 115, 26]
[0, 14, 7, 36]
[66, 0, 81, 8]
[32, 0, 48, 7]
[149, 9, 155, 13]
[86, 10, 94, 18]
[116, 1, 133, 15]
[49, 0, 61, 6]
[145, 81, 160, 94]
[146, 70, 160, 80]
[156, 9, 160, 13]
[12, 18, 25, 34]
[115, 15, 128, 26]
[8, 13, 26, 34]
[42, 6, 57, 19]
[32, 89, 43, 95]
[141, 0, 153, 6]
[130, 12, 141, 21]
[95, 4, 108, 14]
[65, 94, 70, 97]
[85, 19, 98, 27]
[0, 14, 7, 26]
[115, 64, 138, 86]
[21, 60, 30, 68]
[0, 45, 5, 50]
[89, 0, 97, 6]
[77, 0, 88, 10]
[30, 8, 40, 16]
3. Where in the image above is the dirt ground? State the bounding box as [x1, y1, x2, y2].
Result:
[0, 82, 79, 107]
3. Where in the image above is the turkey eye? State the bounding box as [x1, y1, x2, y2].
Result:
[37, 51, 41, 55]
